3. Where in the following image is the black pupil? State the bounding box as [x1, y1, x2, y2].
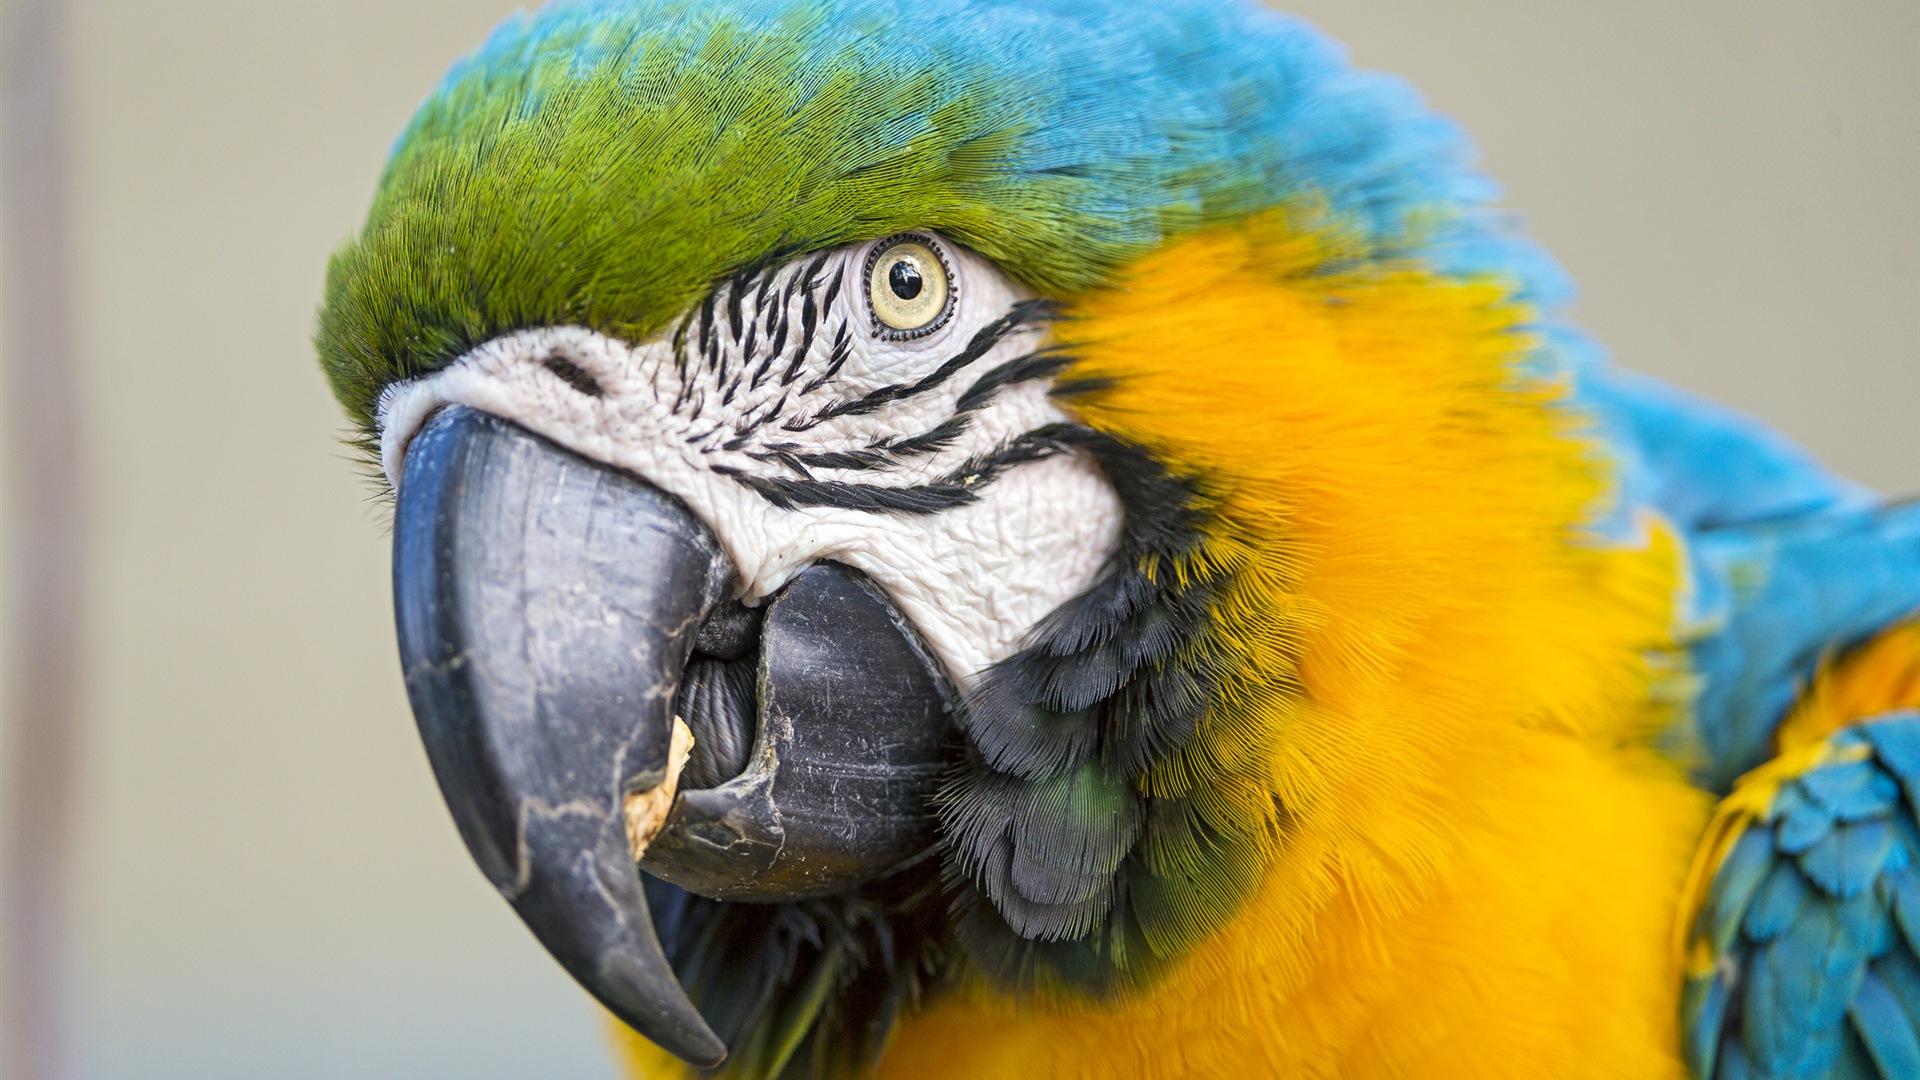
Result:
[888, 259, 924, 301]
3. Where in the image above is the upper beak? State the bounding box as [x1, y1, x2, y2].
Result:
[390, 406, 957, 1066]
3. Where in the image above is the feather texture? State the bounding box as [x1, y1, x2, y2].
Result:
[1681, 624, 1920, 1080]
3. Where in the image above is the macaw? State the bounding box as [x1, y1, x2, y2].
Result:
[313, 1, 1920, 1077]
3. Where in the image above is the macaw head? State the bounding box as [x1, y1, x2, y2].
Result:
[318, 0, 1627, 1075]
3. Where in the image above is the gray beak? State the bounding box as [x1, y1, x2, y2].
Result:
[391, 406, 956, 1067]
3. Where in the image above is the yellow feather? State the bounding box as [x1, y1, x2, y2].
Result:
[1776, 620, 1920, 753]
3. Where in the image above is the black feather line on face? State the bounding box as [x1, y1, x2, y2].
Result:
[673, 318, 700, 415]
[698, 289, 718, 360]
[740, 322, 760, 383]
[782, 300, 1059, 433]
[820, 265, 845, 324]
[729, 425, 1075, 514]
[797, 325, 851, 397]
[731, 391, 793, 441]
[759, 446, 894, 473]
[788, 291, 819, 386]
[876, 415, 967, 457]
[727, 273, 748, 345]
[762, 347, 1068, 480]
[752, 266, 778, 317]
[956, 346, 1074, 413]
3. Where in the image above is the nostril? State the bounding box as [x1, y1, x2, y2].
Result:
[542, 355, 605, 398]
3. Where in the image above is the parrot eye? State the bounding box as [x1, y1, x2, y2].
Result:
[865, 233, 954, 339]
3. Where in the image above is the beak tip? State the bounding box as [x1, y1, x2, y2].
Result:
[617, 1012, 726, 1066]
[595, 932, 727, 1066]
[687, 1038, 730, 1070]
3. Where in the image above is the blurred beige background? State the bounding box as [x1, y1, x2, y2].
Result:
[0, 1, 1912, 1077]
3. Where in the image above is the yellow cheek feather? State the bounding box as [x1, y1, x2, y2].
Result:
[870, 216, 1708, 1079]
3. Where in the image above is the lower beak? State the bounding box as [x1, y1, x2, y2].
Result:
[390, 406, 956, 1067]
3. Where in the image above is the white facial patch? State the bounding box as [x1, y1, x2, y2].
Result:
[375, 234, 1125, 684]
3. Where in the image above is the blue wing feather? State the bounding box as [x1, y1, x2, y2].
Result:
[1780, 798, 1839, 856]
[1836, 1028, 1889, 1080]
[1745, 863, 1814, 944]
[1871, 951, 1920, 1027]
[1890, 872, 1920, 954]
[1850, 973, 1920, 1079]
[1863, 715, 1920, 787]
[1686, 715, 1920, 1079]
[1798, 822, 1894, 900]
[1688, 972, 1737, 1077]
[1719, 1040, 1759, 1080]
[1801, 763, 1901, 823]
[1710, 831, 1780, 952]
